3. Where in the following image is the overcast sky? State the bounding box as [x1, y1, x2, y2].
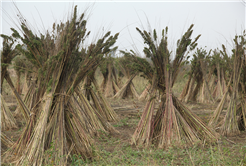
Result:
[1, 0, 245, 56]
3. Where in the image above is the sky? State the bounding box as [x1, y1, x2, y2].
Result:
[1, 0, 245, 57]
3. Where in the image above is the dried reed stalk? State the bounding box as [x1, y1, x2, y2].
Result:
[139, 83, 151, 101]
[1, 34, 29, 127]
[1, 95, 17, 130]
[221, 35, 244, 136]
[208, 76, 232, 127]
[113, 74, 139, 99]
[1, 133, 14, 148]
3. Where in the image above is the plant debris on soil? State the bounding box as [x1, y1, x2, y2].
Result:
[2, 94, 246, 165]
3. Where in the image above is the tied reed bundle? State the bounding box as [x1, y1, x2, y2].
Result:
[125, 24, 218, 148]
[99, 54, 120, 97]
[113, 55, 139, 99]
[2, 5, 119, 165]
[221, 34, 246, 136]
[209, 32, 246, 135]
[1, 36, 20, 130]
[179, 48, 214, 103]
